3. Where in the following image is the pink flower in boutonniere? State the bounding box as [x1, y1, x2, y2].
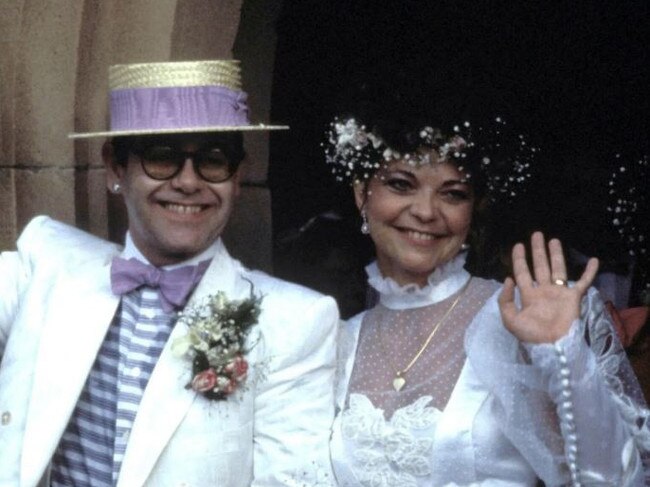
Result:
[171, 285, 263, 401]
[190, 356, 249, 395]
[191, 368, 218, 393]
[225, 354, 249, 383]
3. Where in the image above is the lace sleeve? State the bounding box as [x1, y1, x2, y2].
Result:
[465, 288, 650, 486]
[527, 287, 650, 485]
[580, 289, 650, 455]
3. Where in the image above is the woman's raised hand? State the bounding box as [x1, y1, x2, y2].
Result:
[498, 232, 599, 343]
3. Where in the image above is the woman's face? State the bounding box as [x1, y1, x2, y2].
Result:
[355, 155, 474, 287]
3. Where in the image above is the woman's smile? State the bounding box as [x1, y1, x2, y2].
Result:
[398, 227, 440, 243]
[355, 156, 474, 287]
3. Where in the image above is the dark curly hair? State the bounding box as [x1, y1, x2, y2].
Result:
[326, 110, 537, 279]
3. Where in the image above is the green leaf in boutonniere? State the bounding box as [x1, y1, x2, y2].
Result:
[172, 283, 263, 401]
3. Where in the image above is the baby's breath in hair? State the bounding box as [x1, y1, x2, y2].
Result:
[323, 118, 383, 183]
[323, 115, 536, 204]
[323, 117, 469, 183]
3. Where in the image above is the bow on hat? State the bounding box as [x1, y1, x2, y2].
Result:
[69, 60, 288, 139]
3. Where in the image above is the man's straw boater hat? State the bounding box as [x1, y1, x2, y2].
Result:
[69, 60, 288, 139]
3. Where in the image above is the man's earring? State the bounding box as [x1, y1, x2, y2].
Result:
[360, 211, 370, 235]
[111, 183, 121, 194]
[461, 242, 470, 251]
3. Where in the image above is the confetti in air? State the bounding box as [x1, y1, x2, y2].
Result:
[606, 154, 649, 258]
[606, 153, 650, 303]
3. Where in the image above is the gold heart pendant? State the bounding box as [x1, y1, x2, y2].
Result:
[392, 376, 406, 392]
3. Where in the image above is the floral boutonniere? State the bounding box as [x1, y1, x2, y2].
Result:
[171, 285, 263, 401]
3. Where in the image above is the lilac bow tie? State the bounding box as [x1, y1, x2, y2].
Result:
[110, 257, 211, 313]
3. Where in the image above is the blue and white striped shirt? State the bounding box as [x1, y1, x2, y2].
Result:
[51, 235, 218, 486]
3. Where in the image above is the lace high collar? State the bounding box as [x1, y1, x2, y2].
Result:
[366, 253, 471, 310]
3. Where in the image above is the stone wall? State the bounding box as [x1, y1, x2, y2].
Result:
[0, 0, 280, 272]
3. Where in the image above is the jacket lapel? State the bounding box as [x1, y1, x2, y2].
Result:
[117, 241, 247, 487]
[21, 259, 120, 486]
[336, 317, 362, 410]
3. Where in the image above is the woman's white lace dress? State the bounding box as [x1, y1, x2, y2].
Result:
[330, 254, 650, 486]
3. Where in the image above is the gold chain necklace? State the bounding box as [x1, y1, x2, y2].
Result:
[384, 278, 472, 392]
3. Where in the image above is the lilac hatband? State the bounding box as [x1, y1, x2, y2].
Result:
[110, 85, 250, 131]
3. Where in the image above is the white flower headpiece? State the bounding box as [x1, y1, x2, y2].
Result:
[324, 116, 537, 203]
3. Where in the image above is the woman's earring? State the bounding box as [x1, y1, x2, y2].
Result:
[461, 242, 470, 251]
[111, 182, 121, 194]
[360, 211, 370, 235]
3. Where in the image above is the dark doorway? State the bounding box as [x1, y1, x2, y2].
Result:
[269, 0, 649, 315]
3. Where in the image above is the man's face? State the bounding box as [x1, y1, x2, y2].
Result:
[104, 134, 241, 266]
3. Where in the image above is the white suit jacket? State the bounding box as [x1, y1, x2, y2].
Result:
[0, 216, 338, 486]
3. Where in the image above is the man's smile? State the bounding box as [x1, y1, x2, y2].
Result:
[161, 202, 207, 214]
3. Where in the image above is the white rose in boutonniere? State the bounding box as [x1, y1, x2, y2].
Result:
[171, 284, 263, 401]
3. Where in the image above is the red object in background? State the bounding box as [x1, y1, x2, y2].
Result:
[605, 301, 649, 348]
